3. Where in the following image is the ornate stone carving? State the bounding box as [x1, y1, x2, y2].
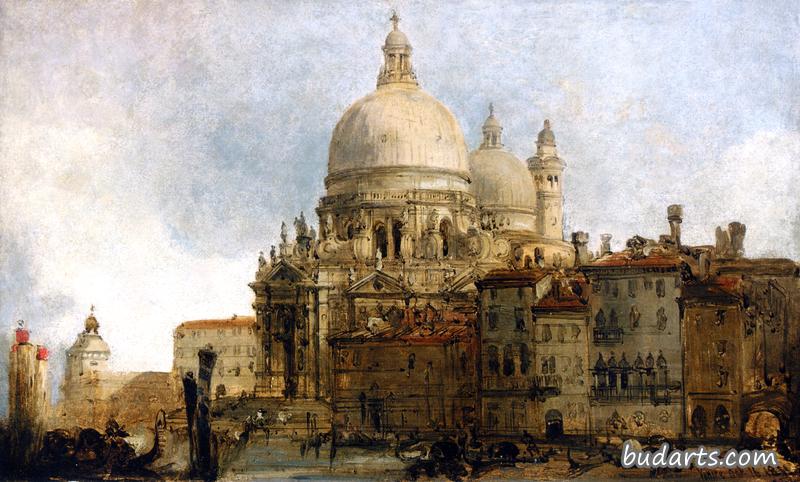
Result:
[324, 213, 335, 240]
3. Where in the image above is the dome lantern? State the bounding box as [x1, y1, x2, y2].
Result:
[377, 12, 418, 88]
[480, 103, 503, 149]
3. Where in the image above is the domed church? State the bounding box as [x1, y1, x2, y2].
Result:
[249, 14, 575, 417]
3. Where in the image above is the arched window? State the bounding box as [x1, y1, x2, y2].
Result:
[439, 219, 453, 257]
[392, 221, 403, 258]
[714, 405, 730, 434]
[524, 256, 533, 269]
[691, 406, 707, 438]
[609, 309, 619, 328]
[374, 224, 388, 258]
[595, 309, 606, 328]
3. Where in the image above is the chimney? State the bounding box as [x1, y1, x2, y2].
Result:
[571, 231, 590, 266]
[728, 222, 746, 258]
[600, 234, 613, 256]
[667, 204, 683, 248]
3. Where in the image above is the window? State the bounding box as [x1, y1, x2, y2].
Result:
[657, 307, 668, 331]
[440, 219, 453, 257]
[628, 279, 637, 298]
[520, 344, 531, 374]
[609, 309, 619, 328]
[374, 224, 388, 258]
[488, 307, 499, 331]
[714, 405, 730, 434]
[514, 308, 526, 331]
[541, 356, 556, 374]
[503, 345, 515, 376]
[656, 279, 666, 298]
[487, 345, 500, 375]
[392, 221, 403, 258]
[611, 282, 619, 298]
[541, 324, 552, 342]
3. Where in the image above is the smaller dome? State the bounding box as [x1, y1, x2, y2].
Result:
[469, 149, 536, 210]
[483, 113, 500, 130]
[385, 29, 410, 48]
[537, 119, 556, 147]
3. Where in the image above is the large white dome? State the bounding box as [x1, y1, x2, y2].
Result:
[325, 19, 469, 192]
[328, 84, 469, 179]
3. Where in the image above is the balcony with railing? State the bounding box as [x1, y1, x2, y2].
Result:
[528, 374, 562, 401]
[593, 326, 623, 344]
[590, 368, 676, 405]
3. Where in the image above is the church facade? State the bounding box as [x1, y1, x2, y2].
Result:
[250, 15, 573, 405]
[242, 16, 799, 445]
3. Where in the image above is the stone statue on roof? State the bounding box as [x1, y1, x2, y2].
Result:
[280, 222, 288, 244]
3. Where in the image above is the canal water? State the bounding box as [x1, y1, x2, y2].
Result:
[222, 437, 408, 480]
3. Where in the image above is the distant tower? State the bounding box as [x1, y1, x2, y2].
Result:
[8, 320, 49, 471]
[528, 119, 566, 240]
[65, 306, 111, 381]
[61, 307, 111, 426]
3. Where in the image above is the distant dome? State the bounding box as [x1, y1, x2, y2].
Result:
[328, 86, 469, 178]
[537, 119, 556, 147]
[469, 148, 535, 209]
[70, 332, 110, 356]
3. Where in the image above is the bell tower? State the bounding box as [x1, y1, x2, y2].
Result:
[528, 119, 565, 240]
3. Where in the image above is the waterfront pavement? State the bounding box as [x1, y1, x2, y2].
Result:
[218, 436, 799, 481]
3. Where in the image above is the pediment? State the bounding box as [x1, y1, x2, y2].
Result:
[346, 271, 405, 295]
[446, 267, 488, 293]
[263, 260, 311, 284]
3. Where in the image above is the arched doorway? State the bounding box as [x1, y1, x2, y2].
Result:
[691, 405, 707, 438]
[439, 219, 453, 258]
[374, 224, 388, 259]
[545, 409, 563, 439]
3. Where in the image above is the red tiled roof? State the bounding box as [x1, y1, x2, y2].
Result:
[682, 276, 741, 302]
[583, 250, 682, 269]
[535, 279, 589, 311]
[177, 316, 256, 330]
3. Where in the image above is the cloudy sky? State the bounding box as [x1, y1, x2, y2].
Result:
[1, 0, 798, 409]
